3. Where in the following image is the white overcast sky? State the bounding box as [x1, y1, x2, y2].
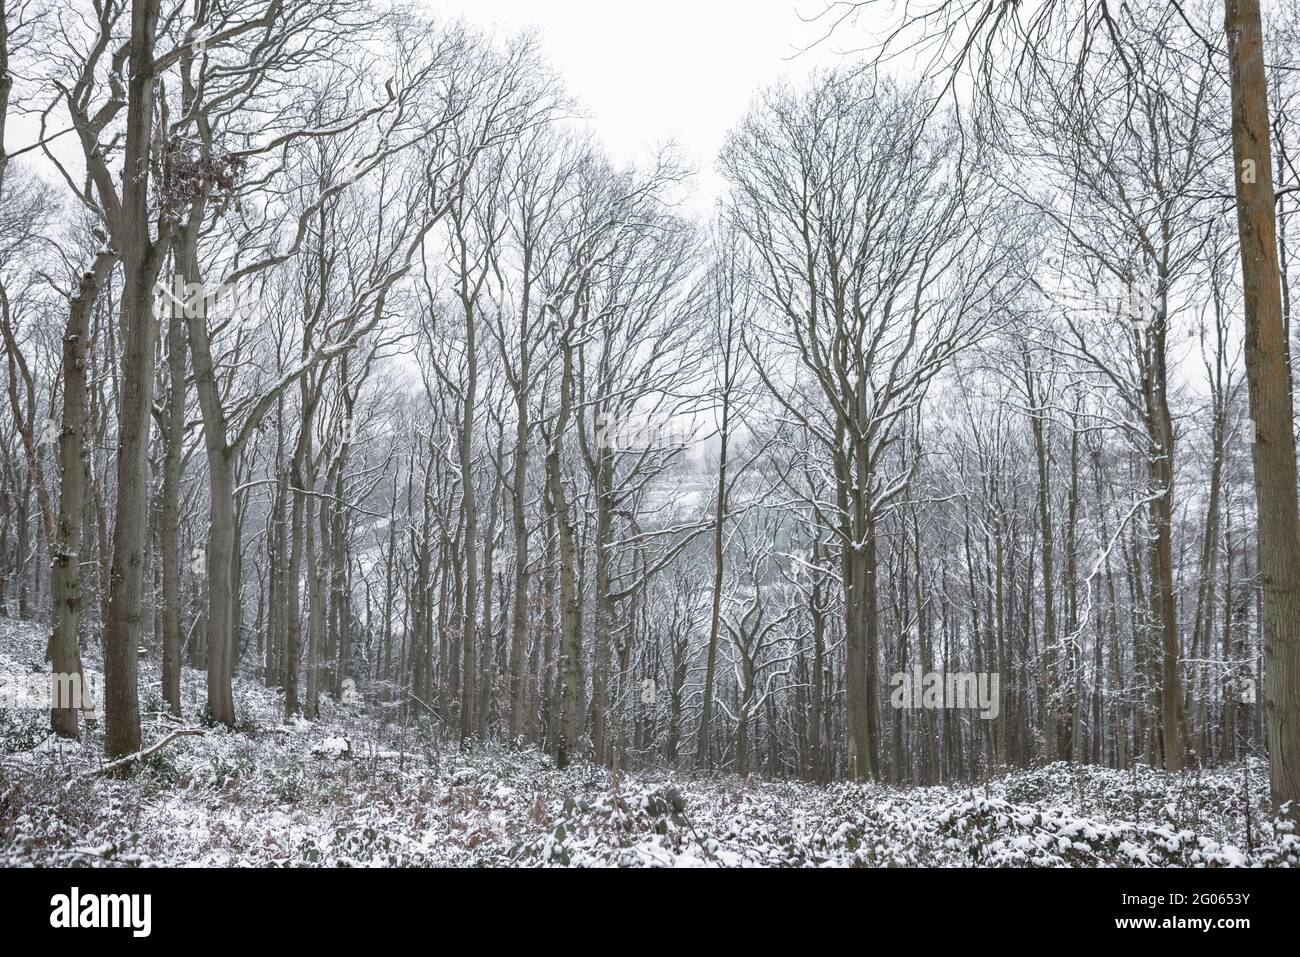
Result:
[6, 2, 886, 214]
[422, 0, 873, 210]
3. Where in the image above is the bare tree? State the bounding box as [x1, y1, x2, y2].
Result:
[723, 72, 1024, 779]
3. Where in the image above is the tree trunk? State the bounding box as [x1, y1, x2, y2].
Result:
[176, 226, 238, 727]
[1225, 0, 1300, 821]
[159, 303, 185, 716]
[696, 394, 730, 770]
[550, 333, 582, 769]
[49, 251, 115, 738]
[102, 0, 163, 759]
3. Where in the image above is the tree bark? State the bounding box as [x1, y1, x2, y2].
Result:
[1225, 0, 1300, 820]
[102, 0, 164, 759]
[49, 250, 115, 738]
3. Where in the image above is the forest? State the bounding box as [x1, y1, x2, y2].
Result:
[1, 0, 1300, 871]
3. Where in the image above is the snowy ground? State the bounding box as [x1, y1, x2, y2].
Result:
[1, 618, 1297, 867]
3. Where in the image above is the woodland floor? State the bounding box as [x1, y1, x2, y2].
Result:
[1, 617, 1296, 867]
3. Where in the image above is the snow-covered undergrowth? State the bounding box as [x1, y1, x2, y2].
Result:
[1, 618, 1296, 867]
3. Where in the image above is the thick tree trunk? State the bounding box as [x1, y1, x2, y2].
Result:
[49, 251, 115, 738]
[590, 440, 613, 765]
[458, 403, 478, 745]
[838, 427, 876, 782]
[102, 0, 163, 759]
[330, 462, 350, 698]
[204, 464, 237, 722]
[507, 397, 530, 739]
[305, 486, 323, 719]
[283, 450, 307, 719]
[809, 537, 826, 781]
[1225, 0, 1300, 820]
[541, 498, 558, 756]
[177, 226, 238, 727]
[266, 454, 287, 688]
[477, 480, 497, 739]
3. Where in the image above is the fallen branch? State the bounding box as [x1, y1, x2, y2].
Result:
[82, 728, 205, 779]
